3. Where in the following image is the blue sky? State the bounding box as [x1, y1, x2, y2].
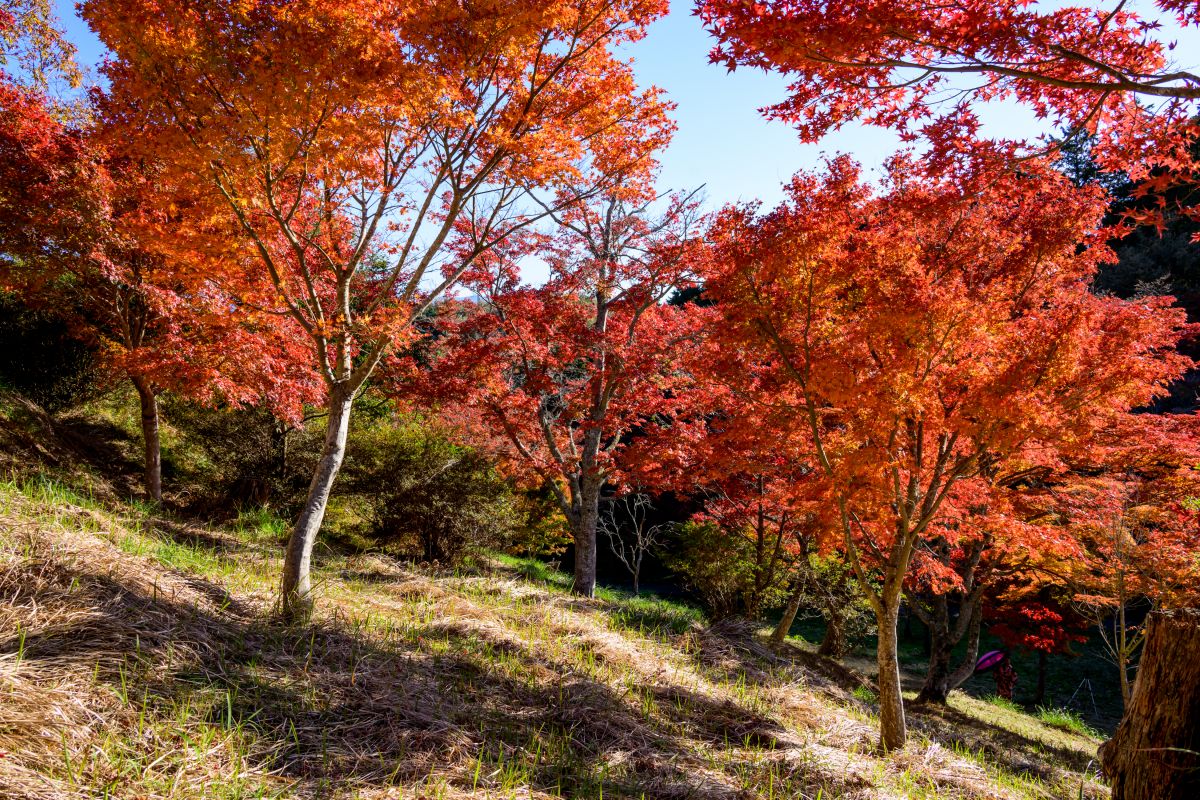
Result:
[56, 0, 1200, 210]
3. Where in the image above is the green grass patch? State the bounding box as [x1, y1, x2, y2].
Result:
[984, 694, 1023, 713]
[490, 552, 574, 591]
[852, 684, 878, 704]
[1035, 706, 1102, 738]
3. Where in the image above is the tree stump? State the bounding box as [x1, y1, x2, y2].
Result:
[1100, 608, 1200, 800]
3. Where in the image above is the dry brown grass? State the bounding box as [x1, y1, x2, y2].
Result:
[0, 477, 1107, 800]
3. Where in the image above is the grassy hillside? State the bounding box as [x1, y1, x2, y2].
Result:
[0, 395, 1109, 799]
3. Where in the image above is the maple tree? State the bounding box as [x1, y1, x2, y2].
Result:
[1054, 414, 1200, 706]
[84, 0, 674, 617]
[698, 0, 1200, 228]
[410, 191, 707, 597]
[0, 81, 317, 500]
[702, 149, 1190, 749]
[1, 0, 79, 92]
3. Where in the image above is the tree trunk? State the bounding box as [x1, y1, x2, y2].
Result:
[917, 597, 982, 704]
[132, 377, 162, 503]
[280, 388, 353, 621]
[572, 479, 600, 598]
[773, 582, 805, 644]
[916, 619, 953, 705]
[876, 603, 907, 751]
[947, 601, 983, 691]
[1100, 608, 1200, 800]
[818, 609, 847, 657]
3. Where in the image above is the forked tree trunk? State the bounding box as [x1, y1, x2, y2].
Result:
[1100, 608, 1200, 800]
[918, 626, 953, 704]
[876, 603, 907, 751]
[131, 377, 162, 503]
[280, 388, 354, 621]
[915, 598, 982, 705]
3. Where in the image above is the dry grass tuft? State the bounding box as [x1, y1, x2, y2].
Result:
[0, 476, 1109, 800]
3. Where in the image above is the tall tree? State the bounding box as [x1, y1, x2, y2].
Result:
[703, 151, 1189, 749]
[0, 87, 317, 499]
[411, 191, 706, 596]
[85, 0, 674, 617]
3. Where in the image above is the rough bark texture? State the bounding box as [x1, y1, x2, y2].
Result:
[571, 477, 601, 598]
[280, 389, 353, 621]
[915, 597, 982, 704]
[132, 377, 162, 502]
[1100, 608, 1200, 800]
[876, 604, 906, 751]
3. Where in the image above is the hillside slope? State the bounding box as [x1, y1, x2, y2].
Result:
[0, 397, 1107, 800]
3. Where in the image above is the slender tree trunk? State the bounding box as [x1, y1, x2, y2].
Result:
[572, 478, 601, 598]
[280, 387, 353, 621]
[876, 602, 907, 751]
[1117, 601, 1133, 709]
[1101, 609, 1200, 800]
[773, 581, 805, 644]
[131, 377, 162, 503]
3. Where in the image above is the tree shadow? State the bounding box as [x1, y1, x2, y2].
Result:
[2, 549, 840, 799]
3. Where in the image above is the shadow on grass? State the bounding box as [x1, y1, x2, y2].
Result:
[2, 546, 841, 800]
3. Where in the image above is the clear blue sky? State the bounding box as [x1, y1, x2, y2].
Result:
[51, 0, 905, 208]
[56, 0, 1200, 210]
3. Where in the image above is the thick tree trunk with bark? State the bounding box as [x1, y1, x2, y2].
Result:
[915, 596, 982, 704]
[818, 610, 847, 657]
[1100, 608, 1200, 800]
[131, 377, 162, 503]
[876, 602, 907, 751]
[280, 388, 353, 621]
[572, 477, 601, 598]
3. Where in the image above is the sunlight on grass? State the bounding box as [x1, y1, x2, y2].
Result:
[1035, 706, 1103, 738]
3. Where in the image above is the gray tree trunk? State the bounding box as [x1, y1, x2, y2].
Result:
[876, 602, 907, 751]
[280, 388, 353, 621]
[132, 377, 162, 503]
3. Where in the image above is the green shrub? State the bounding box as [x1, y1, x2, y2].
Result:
[793, 554, 876, 658]
[664, 520, 789, 619]
[506, 484, 572, 560]
[343, 418, 517, 565]
[162, 400, 322, 516]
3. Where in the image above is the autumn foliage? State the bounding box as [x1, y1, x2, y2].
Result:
[699, 0, 1200, 228]
[701, 149, 1190, 748]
